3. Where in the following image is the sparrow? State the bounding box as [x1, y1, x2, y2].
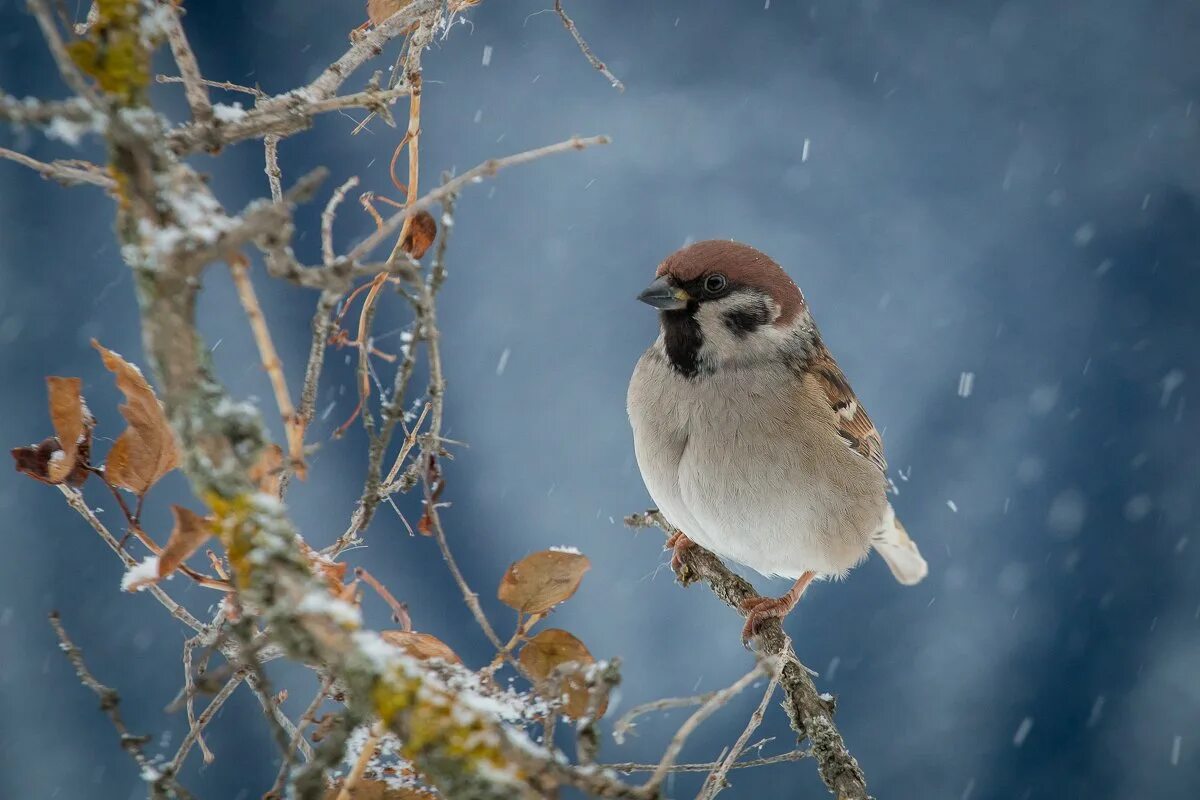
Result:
[626, 240, 927, 642]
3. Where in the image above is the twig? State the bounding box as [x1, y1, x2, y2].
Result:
[699, 669, 780, 799]
[347, 135, 611, 263]
[170, 671, 245, 772]
[227, 252, 305, 479]
[268, 676, 333, 798]
[156, 74, 265, 98]
[356, 567, 412, 630]
[181, 636, 215, 764]
[50, 611, 193, 798]
[626, 511, 871, 800]
[161, 2, 213, 124]
[641, 664, 767, 797]
[57, 486, 205, 633]
[264, 135, 283, 204]
[0, 147, 114, 188]
[613, 690, 720, 745]
[322, 176, 360, 265]
[554, 0, 625, 92]
[605, 750, 808, 774]
[28, 0, 98, 104]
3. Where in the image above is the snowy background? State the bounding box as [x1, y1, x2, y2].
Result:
[2, 1, 1199, 798]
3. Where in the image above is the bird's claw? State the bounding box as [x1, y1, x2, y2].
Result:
[739, 594, 791, 645]
[665, 531, 697, 584]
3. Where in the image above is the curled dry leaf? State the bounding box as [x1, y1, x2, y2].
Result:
[11, 377, 95, 487]
[497, 549, 590, 614]
[248, 443, 284, 496]
[399, 210, 437, 259]
[158, 505, 213, 579]
[122, 505, 213, 591]
[381, 630, 462, 665]
[519, 628, 606, 719]
[92, 340, 180, 495]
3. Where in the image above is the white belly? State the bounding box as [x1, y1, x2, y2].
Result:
[628, 349, 886, 579]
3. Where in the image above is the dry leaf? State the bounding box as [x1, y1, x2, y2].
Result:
[399, 210, 437, 259]
[367, 0, 411, 26]
[157, 505, 213, 578]
[11, 377, 95, 487]
[381, 630, 462, 665]
[249, 443, 284, 496]
[92, 340, 180, 495]
[519, 628, 606, 719]
[497, 549, 590, 614]
[46, 377, 94, 483]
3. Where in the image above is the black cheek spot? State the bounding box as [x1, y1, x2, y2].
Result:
[723, 300, 771, 337]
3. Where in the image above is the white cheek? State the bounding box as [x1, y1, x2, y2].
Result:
[695, 295, 786, 365]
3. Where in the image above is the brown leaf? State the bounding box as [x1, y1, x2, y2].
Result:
[157, 505, 213, 579]
[366, 0, 411, 26]
[92, 340, 180, 495]
[497, 549, 590, 614]
[399, 210, 437, 259]
[46, 377, 94, 484]
[519, 628, 606, 719]
[249, 443, 284, 496]
[381, 631, 462, 665]
[11, 377, 95, 487]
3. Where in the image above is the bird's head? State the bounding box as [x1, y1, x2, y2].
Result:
[638, 240, 809, 375]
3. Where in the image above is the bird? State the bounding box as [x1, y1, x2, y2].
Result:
[626, 240, 927, 643]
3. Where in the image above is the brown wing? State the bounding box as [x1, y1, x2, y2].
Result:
[807, 342, 887, 474]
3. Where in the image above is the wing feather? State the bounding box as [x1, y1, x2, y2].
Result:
[807, 342, 887, 474]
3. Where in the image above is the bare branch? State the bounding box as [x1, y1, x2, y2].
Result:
[641, 662, 769, 797]
[554, 0, 625, 92]
[0, 146, 114, 188]
[50, 611, 193, 798]
[700, 669, 780, 799]
[157, 74, 265, 98]
[28, 0, 98, 104]
[322, 176, 360, 266]
[160, 3, 213, 124]
[348, 135, 611, 263]
[604, 750, 808, 774]
[626, 511, 871, 800]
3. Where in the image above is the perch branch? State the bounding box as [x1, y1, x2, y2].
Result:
[626, 511, 871, 800]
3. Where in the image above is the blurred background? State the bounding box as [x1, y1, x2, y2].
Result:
[2, 1, 1199, 798]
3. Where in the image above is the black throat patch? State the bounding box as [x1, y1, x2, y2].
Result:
[660, 306, 704, 378]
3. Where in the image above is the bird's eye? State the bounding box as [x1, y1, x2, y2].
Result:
[704, 273, 728, 295]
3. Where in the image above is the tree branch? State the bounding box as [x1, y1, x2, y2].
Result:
[626, 511, 872, 800]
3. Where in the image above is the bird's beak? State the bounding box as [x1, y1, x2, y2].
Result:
[637, 276, 691, 310]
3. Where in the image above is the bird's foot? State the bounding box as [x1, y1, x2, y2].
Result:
[665, 531, 697, 584]
[738, 572, 816, 645]
[738, 594, 797, 644]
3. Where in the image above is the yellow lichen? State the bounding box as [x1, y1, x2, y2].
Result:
[67, 0, 150, 106]
[372, 670, 509, 776]
[206, 492, 256, 589]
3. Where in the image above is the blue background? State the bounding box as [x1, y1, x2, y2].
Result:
[2, 1, 1198, 798]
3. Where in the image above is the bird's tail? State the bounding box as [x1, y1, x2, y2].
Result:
[872, 504, 927, 585]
